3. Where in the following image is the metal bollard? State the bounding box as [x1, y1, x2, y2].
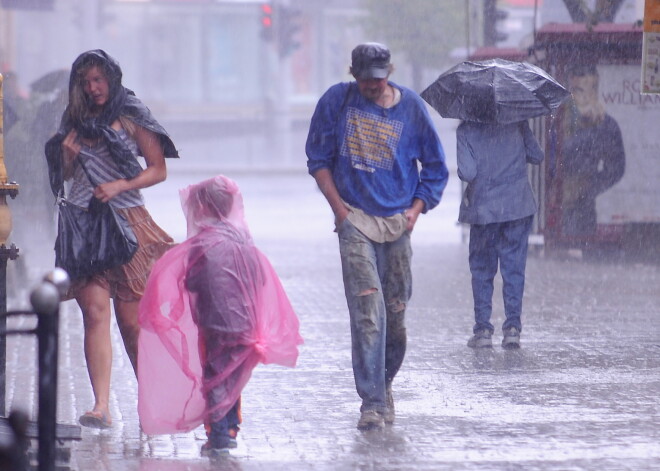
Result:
[0, 409, 30, 470]
[31, 281, 60, 471]
[33, 269, 69, 471]
[0, 268, 69, 471]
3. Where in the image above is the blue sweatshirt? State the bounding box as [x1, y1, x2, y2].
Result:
[306, 81, 448, 217]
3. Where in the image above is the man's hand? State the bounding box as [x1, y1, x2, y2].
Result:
[334, 205, 351, 228]
[313, 168, 351, 231]
[404, 199, 425, 232]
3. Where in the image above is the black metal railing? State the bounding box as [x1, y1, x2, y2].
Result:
[0, 268, 70, 471]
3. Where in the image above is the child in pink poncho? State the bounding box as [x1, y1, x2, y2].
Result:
[137, 175, 302, 455]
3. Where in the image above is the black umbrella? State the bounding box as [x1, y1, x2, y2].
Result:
[421, 59, 570, 124]
[3, 102, 19, 132]
[30, 69, 70, 94]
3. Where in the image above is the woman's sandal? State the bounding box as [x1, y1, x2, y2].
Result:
[79, 411, 112, 429]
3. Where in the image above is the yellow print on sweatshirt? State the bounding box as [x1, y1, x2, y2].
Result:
[340, 108, 403, 171]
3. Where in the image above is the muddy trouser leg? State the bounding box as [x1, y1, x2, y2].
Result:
[338, 219, 387, 413]
[380, 231, 412, 385]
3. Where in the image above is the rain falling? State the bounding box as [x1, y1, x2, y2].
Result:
[0, 1, 658, 470]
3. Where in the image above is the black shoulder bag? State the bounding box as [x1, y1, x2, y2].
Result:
[55, 152, 138, 280]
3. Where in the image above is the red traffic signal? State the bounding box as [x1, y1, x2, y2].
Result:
[260, 3, 274, 41]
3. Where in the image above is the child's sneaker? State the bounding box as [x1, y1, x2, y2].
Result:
[226, 424, 239, 449]
[201, 420, 238, 456]
[200, 440, 231, 458]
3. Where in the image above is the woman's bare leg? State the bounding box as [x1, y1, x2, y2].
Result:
[76, 282, 113, 421]
[114, 299, 140, 375]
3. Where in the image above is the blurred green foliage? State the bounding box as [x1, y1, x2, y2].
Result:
[360, 0, 466, 91]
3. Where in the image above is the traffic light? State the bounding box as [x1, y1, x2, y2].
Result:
[483, 0, 509, 46]
[277, 5, 302, 58]
[260, 3, 274, 42]
[494, 8, 509, 44]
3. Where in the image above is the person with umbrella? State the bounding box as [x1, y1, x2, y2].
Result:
[422, 59, 568, 349]
[457, 118, 544, 349]
[306, 42, 449, 430]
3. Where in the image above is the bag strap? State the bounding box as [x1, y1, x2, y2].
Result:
[56, 152, 94, 205]
[336, 83, 353, 126]
[331, 83, 354, 163]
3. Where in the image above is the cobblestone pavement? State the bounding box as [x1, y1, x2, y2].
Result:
[5, 171, 660, 470]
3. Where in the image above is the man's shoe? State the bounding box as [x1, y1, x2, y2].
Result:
[502, 327, 521, 349]
[467, 329, 493, 348]
[384, 383, 395, 424]
[357, 410, 385, 431]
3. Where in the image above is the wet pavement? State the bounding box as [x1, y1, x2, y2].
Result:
[4, 169, 660, 470]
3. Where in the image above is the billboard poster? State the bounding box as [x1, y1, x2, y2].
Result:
[595, 65, 660, 224]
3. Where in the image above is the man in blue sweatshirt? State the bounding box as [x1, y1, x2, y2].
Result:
[305, 42, 448, 431]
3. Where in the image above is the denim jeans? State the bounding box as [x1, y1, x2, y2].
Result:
[208, 400, 240, 447]
[337, 219, 412, 413]
[468, 215, 533, 334]
[200, 329, 246, 424]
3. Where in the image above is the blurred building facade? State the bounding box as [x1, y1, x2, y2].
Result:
[1, 0, 649, 125]
[0, 0, 368, 124]
[1, 0, 648, 142]
[0, 0, 657, 259]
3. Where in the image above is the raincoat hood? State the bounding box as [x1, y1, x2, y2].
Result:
[179, 175, 250, 240]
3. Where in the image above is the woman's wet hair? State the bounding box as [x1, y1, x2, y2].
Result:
[66, 50, 123, 122]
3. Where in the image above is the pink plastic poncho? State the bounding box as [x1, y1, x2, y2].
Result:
[137, 175, 302, 434]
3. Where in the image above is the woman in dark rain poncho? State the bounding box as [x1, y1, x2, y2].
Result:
[45, 50, 178, 429]
[137, 175, 302, 456]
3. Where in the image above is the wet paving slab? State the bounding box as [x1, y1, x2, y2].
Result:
[4, 172, 659, 470]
